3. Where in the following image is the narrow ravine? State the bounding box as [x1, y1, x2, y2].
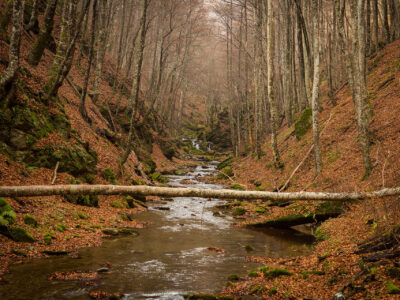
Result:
[0, 162, 314, 300]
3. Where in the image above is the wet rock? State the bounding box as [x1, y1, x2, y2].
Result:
[154, 207, 170, 211]
[41, 250, 70, 256]
[102, 228, 119, 236]
[96, 267, 109, 273]
[118, 228, 139, 235]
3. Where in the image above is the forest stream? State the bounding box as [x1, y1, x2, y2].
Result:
[0, 162, 315, 300]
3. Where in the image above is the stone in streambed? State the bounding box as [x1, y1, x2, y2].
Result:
[102, 228, 119, 236]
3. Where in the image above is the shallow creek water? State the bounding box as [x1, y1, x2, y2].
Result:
[0, 163, 314, 300]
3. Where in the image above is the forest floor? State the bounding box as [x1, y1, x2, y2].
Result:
[208, 40, 400, 299]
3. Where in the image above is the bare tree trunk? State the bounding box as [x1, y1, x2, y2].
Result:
[92, 0, 108, 103]
[266, 0, 281, 168]
[119, 0, 148, 171]
[366, 0, 371, 54]
[79, 0, 98, 121]
[383, 0, 391, 43]
[1, 184, 400, 202]
[45, 0, 90, 99]
[27, 0, 58, 66]
[311, 0, 322, 175]
[296, 1, 308, 110]
[44, 0, 78, 97]
[25, 0, 38, 32]
[253, 0, 263, 158]
[372, 0, 379, 52]
[0, 0, 25, 99]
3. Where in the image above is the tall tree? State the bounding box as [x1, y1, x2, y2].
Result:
[79, 0, 98, 121]
[266, 0, 281, 168]
[119, 0, 149, 170]
[0, 0, 25, 100]
[311, 0, 322, 174]
[27, 0, 58, 66]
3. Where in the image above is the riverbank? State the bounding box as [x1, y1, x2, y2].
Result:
[207, 40, 400, 299]
[0, 150, 203, 283]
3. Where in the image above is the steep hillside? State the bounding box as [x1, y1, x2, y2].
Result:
[216, 40, 400, 299]
[0, 3, 191, 279]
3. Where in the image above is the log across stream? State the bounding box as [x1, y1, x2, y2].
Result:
[1, 184, 400, 201]
[0, 163, 315, 299]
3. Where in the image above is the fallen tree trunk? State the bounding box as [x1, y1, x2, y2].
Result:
[0, 185, 400, 201]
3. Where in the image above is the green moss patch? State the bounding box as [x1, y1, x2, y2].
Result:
[23, 215, 38, 227]
[265, 268, 292, 279]
[229, 183, 244, 190]
[255, 206, 268, 213]
[294, 108, 312, 140]
[386, 281, 400, 294]
[227, 274, 239, 281]
[232, 207, 246, 216]
[150, 172, 168, 183]
[65, 194, 99, 207]
[217, 156, 234, 170]
[9, 227, 35, 243]
[248, 270, 259, 277]
[110, 201, 124, 209]
[0, 198, 15, 225]
[102, 168, 117, 184]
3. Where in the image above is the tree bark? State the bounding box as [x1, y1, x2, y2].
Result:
[119, 0, 148, 170]
[45, 0, 90, 99]
[311, 0, 322, 175]
[1, 184, 400, 202]
[79, 0, 98, 122]
[27, 0, 58, 66]
[25, 0, 38, 32]
[92, 0, 108, 104]
[0, 0, 25, 98]
[266, 0, 281, 168]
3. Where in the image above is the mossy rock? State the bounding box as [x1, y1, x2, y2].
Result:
[217, 166, 234, 179]
[102, 168, 117, 184]
[265, 268, 292, 279]
[315, 201, 345, 215]
[0, 198, 16, 225]
[23, 215, 38, 227]
[229, 183, 244, 190]
[150, 172, 168, 183]
[248, 208, 342, 228]
[124, 196, 137, 208]
[118, 227, 139, 235]
[248, 270, 259, 277]
[159, 140, 177, 160]
[294, 108, 312, 140]
[232, 207, 246, 216]
[28, 145, 98, 178]
[227, 274, 239, 281]
[65, 194, 99, 207]
[110, 201, 124, 208]
[217, 156, 234, 170]
[9, 227, 35, 243]
[102, 228, 119, 236]
[254, 206, 268, 213]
